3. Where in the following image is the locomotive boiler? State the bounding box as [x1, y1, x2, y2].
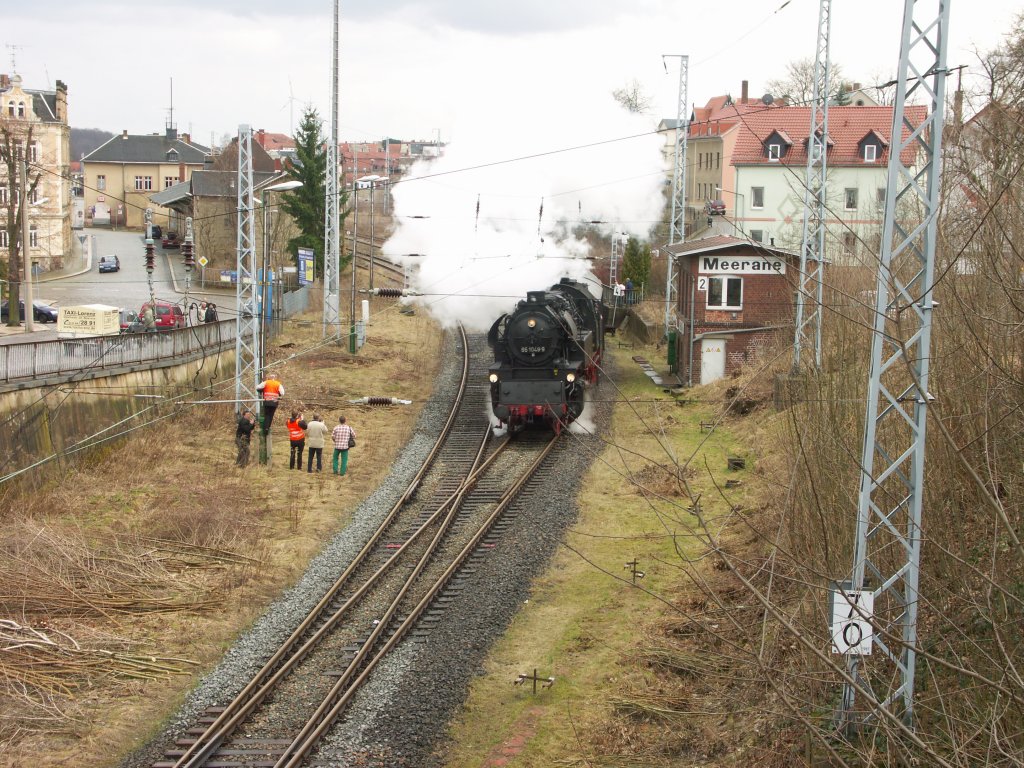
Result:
[487, 278, 606, 433]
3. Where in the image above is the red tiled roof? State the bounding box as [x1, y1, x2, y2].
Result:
[731, 105, 927, 166]
[255, 131, 295, 150]
[688, 95, 778, 139]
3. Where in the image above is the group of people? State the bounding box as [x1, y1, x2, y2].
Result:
[234, 373, 357, 475]
[612, 277, 636, 306]
[197, 301, 219, 324]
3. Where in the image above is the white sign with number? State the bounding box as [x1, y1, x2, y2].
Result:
[831, 589, 874, 655]
[197, 256, 209, 268]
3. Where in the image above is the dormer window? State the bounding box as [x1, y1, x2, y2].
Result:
[166, 148, 179, 162]
[763, 130, 793, 161]
[864, 144, 877, 162]
[858, 130, 888, 164]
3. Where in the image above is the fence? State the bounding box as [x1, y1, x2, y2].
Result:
[0, 320, 237, 386]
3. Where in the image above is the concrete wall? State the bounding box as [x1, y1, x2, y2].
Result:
[0, 347, 235, 487]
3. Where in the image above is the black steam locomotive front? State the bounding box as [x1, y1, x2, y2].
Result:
[487, 279, 603, 433]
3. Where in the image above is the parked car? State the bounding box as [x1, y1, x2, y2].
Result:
[98, 254, 120, 273]
[161, 231, 180, 249]
[150, 224, 163, 240]
[705, 199, 726, 216]
[1, 299, 59, 323]
[139, 300, 186, 330]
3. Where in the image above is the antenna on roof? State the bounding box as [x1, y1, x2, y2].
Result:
[166, 77, 176, 136]
[5, 44, 22, 73]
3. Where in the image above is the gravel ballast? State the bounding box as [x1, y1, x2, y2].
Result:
[120, 328, 613, 768]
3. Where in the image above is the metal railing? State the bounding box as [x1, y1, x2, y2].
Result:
[0, 320, 237, 386]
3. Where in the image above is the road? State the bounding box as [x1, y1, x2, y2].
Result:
[1, 229, 236, 345]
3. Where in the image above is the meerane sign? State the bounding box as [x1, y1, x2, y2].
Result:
[699, 255, 786, 275]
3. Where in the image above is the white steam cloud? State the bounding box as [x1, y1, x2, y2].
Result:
[383, 78, 665, 332]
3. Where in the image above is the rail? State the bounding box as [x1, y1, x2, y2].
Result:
[0, 321, 237, 386]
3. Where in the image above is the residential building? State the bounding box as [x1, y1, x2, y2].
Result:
[730, 104, 926, 262]
[0, 72, 72, 274]
[82, 125, 209, 231]
[668, 235, 803, 385]
[660, 81, 782, 232]
[150, 134, 288, 272]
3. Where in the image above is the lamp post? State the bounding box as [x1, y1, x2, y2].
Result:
[716, 186, 745, 235]
[258, 179, 302, 466]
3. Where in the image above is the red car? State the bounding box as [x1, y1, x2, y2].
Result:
[139, 300, 186, 330]
[161, 232, 180, 249]
[704, 199, 726, 216]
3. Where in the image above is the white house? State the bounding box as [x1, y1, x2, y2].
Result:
[730, 105, 926, 264]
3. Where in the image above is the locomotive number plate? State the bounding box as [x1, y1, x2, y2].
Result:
[521, 346, 547, 354]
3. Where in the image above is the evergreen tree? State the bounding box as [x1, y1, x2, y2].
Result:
[277, 108, 348, 276]
[621, 236, 651, 293]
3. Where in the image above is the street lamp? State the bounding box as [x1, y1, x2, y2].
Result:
[715, 186, 745, 235]
[258, 179, 302, 466]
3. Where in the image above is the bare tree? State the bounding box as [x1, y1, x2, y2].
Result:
[766, 57, 847, 105]
[0, 118, 39, 326]
[612, 79, 653, 114]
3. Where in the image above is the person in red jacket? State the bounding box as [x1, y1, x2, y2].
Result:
[256, 374, 284, 434]
[286, 410, 308, 470]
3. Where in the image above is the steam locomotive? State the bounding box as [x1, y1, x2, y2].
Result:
[487, 278, 606, 434]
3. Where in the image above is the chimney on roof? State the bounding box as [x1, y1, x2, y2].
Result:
[256, 129, 266, 147]
[741, 80, 749, 104]
[55, 80, 67, 123]
[122, 129, 128, 140]
[178, 162, 185, 182]
[0, 74, 9, 88]
[853, 82, 861, 91]
[182, 133, 190, 145]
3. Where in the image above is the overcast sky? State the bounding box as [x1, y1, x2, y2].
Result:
[3, 0, 1017, 147]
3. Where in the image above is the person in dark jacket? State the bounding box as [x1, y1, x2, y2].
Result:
[235, 411, 257, 467]
[204, 303, 218, 323]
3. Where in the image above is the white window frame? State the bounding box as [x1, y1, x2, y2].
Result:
[6, 101, 13, 117]
[749, 229, 764, 243]
[0, 186, 6, 205]
[844, 188, 858, 211]
[877, 187, 886, 206]
[29, 224, 38, 248]
[751, 186, 765, 209]
[864, 144, 877, 162]
[17, 101, 25, 118]
[768, 143, 782, 161]
[706, 275, 743, 310]
[97, 175, 106, 191]
[164, 176, 176, 189]
[134, 175, 153, 191]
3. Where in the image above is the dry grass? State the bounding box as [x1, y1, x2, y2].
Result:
[0, 298, 443, 766]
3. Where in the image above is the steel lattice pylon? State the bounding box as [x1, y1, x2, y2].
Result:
[323, 0, 341, 338]
[841, 0, 950, 729]
[664, 54, 689, 335]
[235, 124, 259, 414]
[793, 0, 832, 370]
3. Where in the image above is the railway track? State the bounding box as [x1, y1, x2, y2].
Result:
[157, 330, 561, 768]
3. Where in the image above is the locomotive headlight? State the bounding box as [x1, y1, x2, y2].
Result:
[489, 373, 499, 383]
[527, 318, 537, 328]
[566, 373, 576, 383]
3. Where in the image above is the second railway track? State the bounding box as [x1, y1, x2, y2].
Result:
[156, 329, 567, 768]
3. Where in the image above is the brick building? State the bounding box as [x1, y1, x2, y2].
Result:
[668, 235, 804, 386]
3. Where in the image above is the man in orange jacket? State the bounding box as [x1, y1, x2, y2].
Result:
[256, 374, 284, 434]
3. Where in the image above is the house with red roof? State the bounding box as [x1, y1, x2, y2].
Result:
[730, 104, 926, 262]
[660, 81, 782, 222]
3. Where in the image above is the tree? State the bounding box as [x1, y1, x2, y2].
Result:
[0, 119, 39, 325]
[612, 79, 653, 114]
[766, 58, 846, 105]
[277, 108, 348, 277]
[621, 236, 650, 291]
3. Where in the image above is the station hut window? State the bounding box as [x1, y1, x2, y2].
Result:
[707, 275, 743, 310]
[752, 186, 765, 209]
[749, 229, 764, 243]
